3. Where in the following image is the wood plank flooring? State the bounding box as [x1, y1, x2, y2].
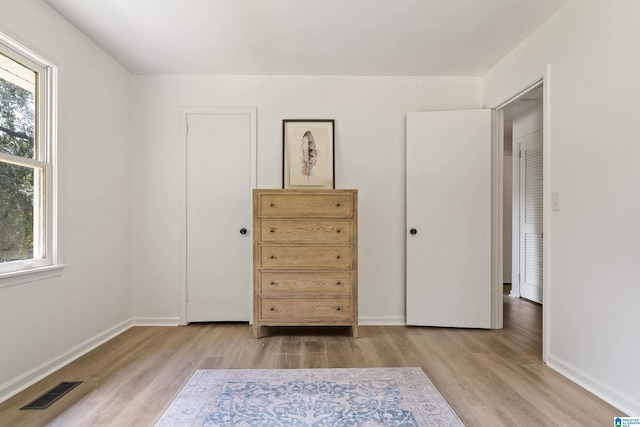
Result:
[0, 294, 620, 426]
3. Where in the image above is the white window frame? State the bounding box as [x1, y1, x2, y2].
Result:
[0, 31, 63, 287]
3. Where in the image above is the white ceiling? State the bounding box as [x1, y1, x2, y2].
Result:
[44, 0, 569, 76]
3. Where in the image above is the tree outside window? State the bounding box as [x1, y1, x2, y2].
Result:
[0, 55, 37, 263]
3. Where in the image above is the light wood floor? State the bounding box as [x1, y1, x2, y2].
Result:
[0, 293, 620, 426]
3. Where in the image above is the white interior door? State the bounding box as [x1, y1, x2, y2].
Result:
[406, 109, 492, 328]
[186, 109, 254, 322]
[519, 130, 543, 304]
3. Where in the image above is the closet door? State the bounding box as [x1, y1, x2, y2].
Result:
[406, 109, 492, 328]
[519, 130, 543, 304]
[186, 109, 255, 322]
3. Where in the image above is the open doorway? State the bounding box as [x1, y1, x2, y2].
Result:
[502, 85, 543, 304]
[492, 74, 550, 359]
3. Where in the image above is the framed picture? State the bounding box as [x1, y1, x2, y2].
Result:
[283, 119, 335, 189]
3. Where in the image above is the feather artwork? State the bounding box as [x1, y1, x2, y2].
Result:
[300, 130, 317, 180]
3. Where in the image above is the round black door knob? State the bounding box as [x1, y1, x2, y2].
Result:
[239, 228, 247, 235]
[409, 228, 418, 235]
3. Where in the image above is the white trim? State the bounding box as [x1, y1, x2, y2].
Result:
[0, 264, 65, 288]
[0, 25, 60, 72]
[131, 317, 180, 327]
[358, 316, 406, 326]
[0, 26, 62, 279]
[490, 110, 504, 329]
[542, 65, 551, 363]
[547, 354, 639, 416]
[0, 319, 132, 404]
[178, 107, 257, 326]
[178, 111, 187, 325]
[493, 76, 544, 111]
[0, 152, 49, 168]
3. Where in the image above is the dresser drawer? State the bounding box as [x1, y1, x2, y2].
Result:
[259, 219, 352, 243]
[260, 245, 352, 268]
[258, 193, 353, 218]
[260, 298, 353, 323]
[259, 271, 352, 296]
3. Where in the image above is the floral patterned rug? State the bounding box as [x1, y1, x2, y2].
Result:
[156, 368, 464, 426]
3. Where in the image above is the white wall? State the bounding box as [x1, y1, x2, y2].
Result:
[484, 0, 640, 415]
[0, 0, 132, 401]
[131, 75, 482, 325]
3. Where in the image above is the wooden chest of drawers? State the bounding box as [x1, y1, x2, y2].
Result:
[253, 189, 358, 338]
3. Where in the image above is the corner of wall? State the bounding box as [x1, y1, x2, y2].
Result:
[546, 354, 639, 416]
[0, 319, 133, 404]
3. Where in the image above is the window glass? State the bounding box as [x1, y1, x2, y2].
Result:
[0, 52, 36, 158]
[0, 162, 37, 262]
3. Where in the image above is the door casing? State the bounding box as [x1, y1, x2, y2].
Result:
[491, 67, 550, 361]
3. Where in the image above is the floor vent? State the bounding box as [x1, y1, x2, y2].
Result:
[20, 381, 82, 410]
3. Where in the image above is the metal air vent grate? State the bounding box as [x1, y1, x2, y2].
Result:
[20, 381, 82, 410]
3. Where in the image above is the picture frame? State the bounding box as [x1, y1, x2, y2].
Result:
[282, 119, 335, 189]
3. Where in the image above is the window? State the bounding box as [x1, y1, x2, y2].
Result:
[0, 33, 60, 283]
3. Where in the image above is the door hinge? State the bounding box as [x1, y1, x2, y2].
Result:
[186, 121, 189, 135]
[186, 291, 189, 303]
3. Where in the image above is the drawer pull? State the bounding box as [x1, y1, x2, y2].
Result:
[336, 307, 341, 311]
[270, 229, 275, 233]
[336, 255, 341, 259]
[336, 281, 341, 285]
[336, 229, 341, 233]
[336, 203, 341, 207]
[270, 281, 276, 285]
[270, 203, 274, 207]
[270, 307, 275, 311]
[270, 255, 275, 259]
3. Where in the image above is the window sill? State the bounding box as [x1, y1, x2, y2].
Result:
[0, 264, 66, 289]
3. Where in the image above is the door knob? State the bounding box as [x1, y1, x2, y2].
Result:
[239, 228, 247, 235]
[409, 228, 418, 235]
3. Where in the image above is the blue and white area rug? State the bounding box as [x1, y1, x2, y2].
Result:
[156, 367, 464, 426]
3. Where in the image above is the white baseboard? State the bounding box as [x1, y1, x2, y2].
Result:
[0, 318, 132, 404]
[546, 354, 639, 416]
[131, 317, 180, 326]
[358, 316, 406, 326]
